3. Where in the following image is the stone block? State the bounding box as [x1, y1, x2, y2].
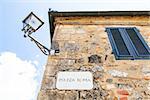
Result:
[63, 91, 78, 100]
[108, 70, 128, 77]
[92, 66, 104, 72]
[117, 89, 129, 95]
[142, 66, 150, 77]
[130, 91, 143, 100]
[68, 59, 75, 65]
[42, 77, 56, 90]
[64, 42, 79, 52]
[80, 91, 93, 100]
[100, 89, 109, 97]
[48, 91, 64, 100]
[106, 78, 113, 83]
[106, 84, 115, 90]
[93, 72, 103, 79]
[75, 58, 84, 64]
[38, 90, 48, 100]
[120, 96, 128, 100]
[45, 65, 58, 76]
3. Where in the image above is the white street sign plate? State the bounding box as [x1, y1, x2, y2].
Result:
[56, 71, 93, 90]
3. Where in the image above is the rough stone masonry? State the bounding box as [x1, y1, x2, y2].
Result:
[38, 12, 150, 100]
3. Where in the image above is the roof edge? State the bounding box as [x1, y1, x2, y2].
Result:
[48, 10, 150, 45]
[49, 10, 150, 17]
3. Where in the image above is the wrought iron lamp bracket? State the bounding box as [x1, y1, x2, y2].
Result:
[21, 12, 51, 55]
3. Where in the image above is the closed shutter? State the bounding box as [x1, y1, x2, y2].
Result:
[106, 27, 150, 60]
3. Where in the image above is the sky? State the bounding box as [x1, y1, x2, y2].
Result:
[0, 0, 150, 100]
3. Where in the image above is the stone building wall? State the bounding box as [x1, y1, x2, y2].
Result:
[38, 16, 150, 100]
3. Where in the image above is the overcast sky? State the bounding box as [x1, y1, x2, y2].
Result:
[0, 0, 150, 100]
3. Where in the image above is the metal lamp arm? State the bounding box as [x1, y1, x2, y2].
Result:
[28, 35, 50, 55]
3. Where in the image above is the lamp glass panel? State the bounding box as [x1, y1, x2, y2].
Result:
[25, 14, 42, 30]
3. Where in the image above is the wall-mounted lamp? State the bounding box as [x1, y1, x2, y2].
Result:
[22, 12, 56, 55]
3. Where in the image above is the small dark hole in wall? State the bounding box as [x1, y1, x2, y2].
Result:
[105, 55, 108, 61]
[88, 54, 102, 63]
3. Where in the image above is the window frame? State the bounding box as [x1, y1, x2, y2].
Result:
[106, 27, 150, 60]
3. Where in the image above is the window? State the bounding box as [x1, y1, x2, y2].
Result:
[105, 27, 150, 60]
